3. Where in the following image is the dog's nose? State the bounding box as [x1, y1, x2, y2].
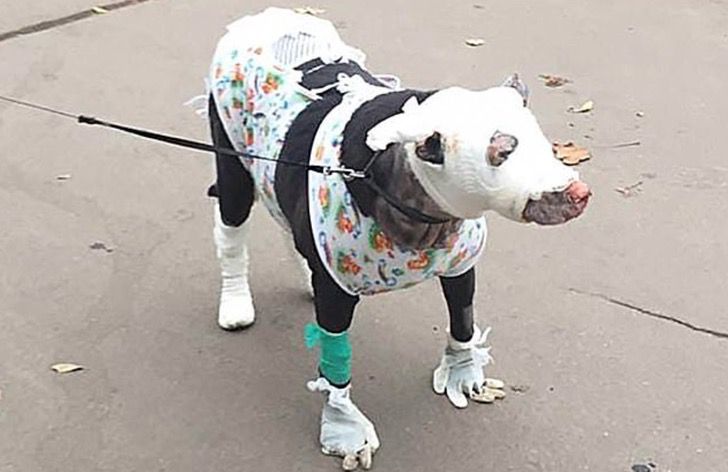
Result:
[566, 181, 591, 203]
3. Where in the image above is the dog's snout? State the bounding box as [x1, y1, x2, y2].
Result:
[565, 181, 591, 203]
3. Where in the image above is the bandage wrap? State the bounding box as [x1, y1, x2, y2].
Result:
[305, 323, 352, 385]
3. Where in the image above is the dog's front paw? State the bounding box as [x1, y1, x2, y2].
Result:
[308, 378, 380, 470]
[432, 326, 507, 408]
[464, 377, 507, 404]
[325, 443, 376, 471]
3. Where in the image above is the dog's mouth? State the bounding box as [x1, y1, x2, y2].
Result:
[522, 181, 591, 225]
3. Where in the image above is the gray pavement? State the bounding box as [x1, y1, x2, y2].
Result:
[0, 1, 116, 32]
[1, 1, 727, 471]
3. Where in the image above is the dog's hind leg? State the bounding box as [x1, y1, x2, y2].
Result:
[433, 268, 506, 407]
[209, 97, 257, 330]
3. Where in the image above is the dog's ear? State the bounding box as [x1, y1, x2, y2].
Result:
[501, 73, 529, 106]
[486, 131, 518, 167]
[415, 132, 444, 165]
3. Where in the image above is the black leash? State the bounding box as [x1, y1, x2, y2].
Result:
[0, 94, 363, 179]
[0, 94, 449, 224]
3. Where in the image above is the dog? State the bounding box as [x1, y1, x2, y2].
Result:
[203, 8, 590, 470]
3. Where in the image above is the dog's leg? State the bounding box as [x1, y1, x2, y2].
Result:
[305, 265, 379, 470]
[212, 206, 255, 329]
[209, 97, 257, 330]
[434, 268, 506, 408]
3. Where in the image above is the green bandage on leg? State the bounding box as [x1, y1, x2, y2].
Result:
[304, 323, 352, 385]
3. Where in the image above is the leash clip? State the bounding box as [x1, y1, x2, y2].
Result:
[323, 166, 367, 181]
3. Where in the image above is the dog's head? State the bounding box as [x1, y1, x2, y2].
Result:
[366, 75, 590, 225]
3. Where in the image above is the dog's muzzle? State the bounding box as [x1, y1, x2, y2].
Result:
[522, 181, 591, 225]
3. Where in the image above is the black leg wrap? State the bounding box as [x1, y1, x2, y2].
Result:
[208, 95, 255, 227]
[440, 269, 476, 342]
[312, 263, 359, 334]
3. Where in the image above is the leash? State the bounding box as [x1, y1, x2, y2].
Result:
[0, 94, 364, 179]
[0, 94, 449, 224]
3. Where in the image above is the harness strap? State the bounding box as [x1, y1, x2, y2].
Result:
[356, 150, 450, 224]
[360, 177, 450, 225]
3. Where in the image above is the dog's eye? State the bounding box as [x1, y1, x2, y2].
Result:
[486, 131, 518, 167]
[415, 132, 444, 165]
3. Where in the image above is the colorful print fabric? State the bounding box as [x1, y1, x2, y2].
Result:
[210, 42, 313, 227]
[210, 39, 487, 296]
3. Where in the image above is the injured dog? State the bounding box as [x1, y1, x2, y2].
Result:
[203, 7, 590, 470]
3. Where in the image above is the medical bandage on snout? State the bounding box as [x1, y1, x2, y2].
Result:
[304, 323, 352, 385]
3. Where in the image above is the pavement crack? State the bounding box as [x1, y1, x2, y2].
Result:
[569, 288, 728, 340]
[0, 0, 153, 43]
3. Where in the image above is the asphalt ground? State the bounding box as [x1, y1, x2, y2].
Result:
[1, 1, 727, 471]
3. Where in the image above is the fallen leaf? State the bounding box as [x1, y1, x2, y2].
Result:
[91, 6, 109, 14]
[510, 384, 530, 393]
[51, 363, 84, 374]
[538, 74, 571, 87]
[89, 242, 114, 253]
[568, 100, 594, 113]
[465, 38, 486, 47]
[553, 141, 592, 165]
[56, 174, 72, 181]
[293, 6, 326, 15]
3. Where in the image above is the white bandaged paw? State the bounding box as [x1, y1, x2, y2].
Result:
[214, 207, 255, 330]
[307, 377, 380, 470]
[432, 326, 506, 408]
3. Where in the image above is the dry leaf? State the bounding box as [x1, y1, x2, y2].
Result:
[91, 6, 109, 14]
[538, 74, 571, 87]
[553, 141, 592, 166]
[568, 100, 594, 113]
[293, 6, 326, 15]
[51, 363, 84, 374]
[465, 38, 485, 47]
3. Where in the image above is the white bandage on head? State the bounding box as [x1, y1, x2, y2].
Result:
[367, 87, 579, 221]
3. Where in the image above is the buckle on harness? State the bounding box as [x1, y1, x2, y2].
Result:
[323, 166, 367, 181]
